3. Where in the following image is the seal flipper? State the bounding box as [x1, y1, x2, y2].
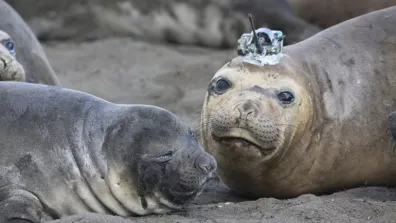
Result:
[0, 186, 45, 223]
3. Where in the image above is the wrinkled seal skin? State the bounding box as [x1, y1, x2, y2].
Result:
[200, 6, 396, 198]
[0, 82, 216, 222]
[0, 30, 25, 82]
[0, 0, 61, 86]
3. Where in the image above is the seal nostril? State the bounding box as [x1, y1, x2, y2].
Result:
[199, 164, 211, 172]
[195, 154, 216, 173]
[237, 100, 258, 121]
[243, 103, 250, 111]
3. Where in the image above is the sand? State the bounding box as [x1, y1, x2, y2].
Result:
[43, 37, 396, 223]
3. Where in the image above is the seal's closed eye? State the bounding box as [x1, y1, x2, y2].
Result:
[155, 151, 174, 163]
[142, 151, 174, 164]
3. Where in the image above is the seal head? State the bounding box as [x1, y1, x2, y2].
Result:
[102, 106, 217, 214]
[0, 30, 25, 82]
[200, 56, 315, 198]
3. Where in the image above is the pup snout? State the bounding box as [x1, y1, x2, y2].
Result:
[194, 153, 217, 174]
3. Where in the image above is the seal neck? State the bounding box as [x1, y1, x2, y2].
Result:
[72, 103, 138, 216]
[89, 104, 175, 216]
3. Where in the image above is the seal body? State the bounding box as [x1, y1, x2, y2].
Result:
[200, 6, 396, 198]
[0, 0, 61, 86]
[0, 82, 216, 222]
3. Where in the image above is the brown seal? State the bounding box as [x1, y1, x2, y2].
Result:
[5, 0, 320, 46]
[287, 0, 396, 28]
[200, 6, 396, 198]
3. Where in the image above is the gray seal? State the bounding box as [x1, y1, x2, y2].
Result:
[0, 0, 61, 86]
[0, 82, 216, 222]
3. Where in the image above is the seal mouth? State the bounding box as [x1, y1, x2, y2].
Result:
[212, 132, 276, 156]
[171, 177, 214, 197]
[158, 177, 212, 210]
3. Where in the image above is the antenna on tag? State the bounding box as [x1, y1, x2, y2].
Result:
[248, 14, 263, 55]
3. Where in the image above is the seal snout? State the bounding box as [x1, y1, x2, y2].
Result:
[236, 99, 260, 122]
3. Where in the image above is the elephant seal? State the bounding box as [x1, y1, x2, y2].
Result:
[0, 82, 217, 222]
[287, 0, 396, 29]
[0, 30, 25, 81]
[5, 0, 320, 47]
[200, 6, 396, 198]
[0, 0, 61, 86]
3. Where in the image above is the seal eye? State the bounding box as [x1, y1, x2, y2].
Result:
[155, 151, 173, 163]
[277, 91, 294, 104]
[5, 41, 14, 51]
[214, 78, 231, 94]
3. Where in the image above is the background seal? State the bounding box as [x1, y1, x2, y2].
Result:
[0, 0, 61, 86]
[0, 30, 25, 82]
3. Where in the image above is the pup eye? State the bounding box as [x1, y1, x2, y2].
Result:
[214, 78, 231, 94]
[277, 91, 294, 104]
[5, 41, 14, 51]
[155, 151, 173, 163]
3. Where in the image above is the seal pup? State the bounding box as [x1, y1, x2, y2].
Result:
[0, 82, 217, 222]
[0, 0, 61, 86]
[200, 6, 396, 198]
[0, 30, 25, 81]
